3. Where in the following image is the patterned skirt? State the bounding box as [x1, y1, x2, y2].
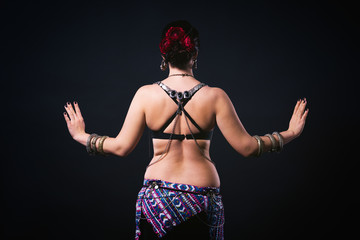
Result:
[135, 179, 224, 239]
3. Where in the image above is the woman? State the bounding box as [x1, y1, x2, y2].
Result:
[63, 20, 308, 239]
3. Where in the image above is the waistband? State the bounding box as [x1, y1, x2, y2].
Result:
[143, 179, 221, 195]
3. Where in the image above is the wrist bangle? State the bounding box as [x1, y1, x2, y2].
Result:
[253, 135, 264, 157]
[86, 134, 98, 154]
[265, 134, 277, 152]
[98, 136, 109, 156]
[91, 135, 101, 155]
[272, 132, 284, 152]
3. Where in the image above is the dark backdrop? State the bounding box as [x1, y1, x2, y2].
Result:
[2, 0, 357, 239]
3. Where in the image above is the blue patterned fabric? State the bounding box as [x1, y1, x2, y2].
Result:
[135, 179, 224, 239]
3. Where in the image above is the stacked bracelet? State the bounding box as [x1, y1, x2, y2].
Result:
[91, 135, 101, 155]
[98, 136, 109, 155]
[86, 134, 99, 155]
[86, 134, 96, 154]
[86, 134, 109, 156]
[253, 135, 264, 157]
[253, 132, 284, 157]
[272, 132, 284, 152]
[265, 134, 277, 152]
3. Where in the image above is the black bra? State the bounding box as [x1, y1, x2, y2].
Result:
[150, 81, 213, 141]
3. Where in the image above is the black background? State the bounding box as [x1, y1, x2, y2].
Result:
[2, 0, 357, 239]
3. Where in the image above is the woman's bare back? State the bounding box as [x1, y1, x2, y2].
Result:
[143, 78, 220, 187]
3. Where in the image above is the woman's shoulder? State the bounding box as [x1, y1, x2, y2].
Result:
[134, 83, 160, 95]
[202, 85, 229, 100]
[131, 83, 165, 104]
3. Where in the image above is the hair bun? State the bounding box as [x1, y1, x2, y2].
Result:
[159, 27, 195, 55]
[159, 20, 199, 69]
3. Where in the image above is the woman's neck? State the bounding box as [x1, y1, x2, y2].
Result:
[168, 67, 194, 77]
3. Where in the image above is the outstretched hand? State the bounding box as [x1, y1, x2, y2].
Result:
[63, 101, 86, 140]
[288, 98, 309, 138]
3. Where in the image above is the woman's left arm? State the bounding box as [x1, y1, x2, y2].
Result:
[64, 86, 147, 157]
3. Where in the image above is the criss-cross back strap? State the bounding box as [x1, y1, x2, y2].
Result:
[149, 81, 215, 167]
[155, 81, 206, 132]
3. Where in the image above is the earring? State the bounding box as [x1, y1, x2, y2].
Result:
[193, 59, 198, 69]
[160, 59, 168, 71]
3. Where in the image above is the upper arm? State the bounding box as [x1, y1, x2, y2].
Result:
[113, 86, 148, 156]
[214, 88, 256, 157]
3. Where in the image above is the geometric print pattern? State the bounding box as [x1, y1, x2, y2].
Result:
[135, 179, 224, 239]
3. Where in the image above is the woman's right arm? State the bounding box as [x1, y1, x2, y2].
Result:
[214, 88, 308, 157]
[64, 86, 148, 157]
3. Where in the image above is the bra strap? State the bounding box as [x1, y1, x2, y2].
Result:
[156, 81, 206, 106]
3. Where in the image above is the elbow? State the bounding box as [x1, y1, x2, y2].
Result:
[115, 148, 131, 157]
[109, 137, 133, 157]
[234, 146, 252, 158]
[114, 144, 133, 157]
[237, 141, 257, 158]
[240, 149, 254, 158]
[241, 151, 252, 158]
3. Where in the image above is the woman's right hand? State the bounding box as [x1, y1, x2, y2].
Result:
[63, 101, 87, 141]
[287, 98, 309, 138]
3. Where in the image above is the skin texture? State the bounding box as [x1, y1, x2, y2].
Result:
[63, 58, 309, 188]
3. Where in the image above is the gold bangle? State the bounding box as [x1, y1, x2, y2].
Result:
[86, 134, 98, 154]
[91, 135, 101, 154]
[98, 136, 109, 156]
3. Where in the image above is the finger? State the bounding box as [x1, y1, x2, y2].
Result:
[73, 101, 83, 118]
[63, 112, 70, 123]
[301, 108, 309, 120]
[293, 99, 301, 115]
[298, 99, 307, 116]
[64, 102, 76, 120]
[67, 102, 77, 117]
[64, 105, 71, 120]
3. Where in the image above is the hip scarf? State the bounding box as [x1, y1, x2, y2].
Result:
[135, 179, 224, 239]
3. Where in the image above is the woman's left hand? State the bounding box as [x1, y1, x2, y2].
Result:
[287, 98, 309, 138]
[63, 101, 86, 140]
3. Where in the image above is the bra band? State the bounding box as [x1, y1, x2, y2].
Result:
[151, 131, 213, 140]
